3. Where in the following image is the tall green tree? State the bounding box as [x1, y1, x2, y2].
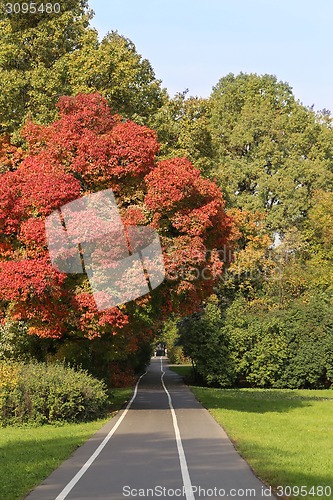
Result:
[0, 0, 165, 134]
[209, 73, 333, 231]
[67, 30, 166, 125]
[0, 0, 92, 132]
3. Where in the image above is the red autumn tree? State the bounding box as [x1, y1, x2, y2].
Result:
[0, 93, 233, 377]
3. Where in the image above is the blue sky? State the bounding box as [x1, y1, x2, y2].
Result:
[89, 0, 333, 112]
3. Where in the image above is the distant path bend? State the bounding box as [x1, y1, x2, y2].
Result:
[26, 358, 276, 500]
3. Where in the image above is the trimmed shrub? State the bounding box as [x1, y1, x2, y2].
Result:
[0, 361, 109, 426]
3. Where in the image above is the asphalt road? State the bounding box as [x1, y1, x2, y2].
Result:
[25, 358, 276, 500]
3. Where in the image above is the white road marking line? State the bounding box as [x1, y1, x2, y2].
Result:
[160, 357, 196, 500]
[54, 371, 147, 500]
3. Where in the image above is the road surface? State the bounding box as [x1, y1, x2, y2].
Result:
[26, 358, 275, 500]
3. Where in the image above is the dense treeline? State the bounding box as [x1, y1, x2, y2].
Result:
[1, 0, 333, 389]
[160, 77, 333, 388]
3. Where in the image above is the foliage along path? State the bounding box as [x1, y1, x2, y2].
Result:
[25, 358, 275, 500]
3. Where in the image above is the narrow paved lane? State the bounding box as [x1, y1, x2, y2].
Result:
[26, 358, 275, 500]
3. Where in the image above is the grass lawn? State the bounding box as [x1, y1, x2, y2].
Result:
[168, 364, 194, 383]
[0, 388, 133, 500]
[171, 365, 333, 500]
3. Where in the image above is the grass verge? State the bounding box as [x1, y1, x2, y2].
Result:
[168, 364, 195, 383]
[170, 365, 333, 499]
[192, 387, 333, 499]
[0, 387, 133, 500]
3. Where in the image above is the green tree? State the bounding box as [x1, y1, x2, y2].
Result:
[0, 1, 165, 134]
[0, 0, 92, 132]
[209, 73, 333, 231]
[67, 30, 166, 125]
[179, 295, 235, 387]
[151, 91, 214, 174]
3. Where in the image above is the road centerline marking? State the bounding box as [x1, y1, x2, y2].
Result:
[160, 357, 196, 500]
[54, 370, 147, 500]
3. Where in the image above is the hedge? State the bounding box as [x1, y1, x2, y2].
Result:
[0, 361, 109, 426]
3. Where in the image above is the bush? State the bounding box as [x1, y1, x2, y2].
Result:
[276, 296, 333, 388]
[0, 362, 109, 426]
[224, 294, 333, 389]
[179, 293, 333, 389]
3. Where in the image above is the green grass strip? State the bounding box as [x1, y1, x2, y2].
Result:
[192, 386, 333, 499]
[0, 388, 133, 500]
[170, 365, 333, 499]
